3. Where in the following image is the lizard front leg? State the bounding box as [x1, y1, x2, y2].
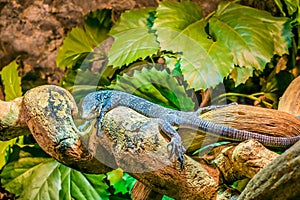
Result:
[158, 118, 186, 170]
[95, 102, 113, 137]
[95, 96, 122, 137]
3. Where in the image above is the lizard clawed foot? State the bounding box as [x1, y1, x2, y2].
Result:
[167, 136, 186, 170]
[158, 118, 186, 170]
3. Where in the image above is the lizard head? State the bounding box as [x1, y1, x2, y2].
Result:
[80, 92, 101, 120]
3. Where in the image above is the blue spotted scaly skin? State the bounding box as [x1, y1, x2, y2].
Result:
[80, 90, 300, 169]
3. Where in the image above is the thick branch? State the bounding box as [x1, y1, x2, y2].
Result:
[0, 97, 30, 140]
[21, 85, 111, 174]
[239, 140, 300, 199]
[214, 140, 278, 183]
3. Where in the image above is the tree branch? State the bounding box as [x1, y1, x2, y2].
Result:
[239, 139, 300, 199]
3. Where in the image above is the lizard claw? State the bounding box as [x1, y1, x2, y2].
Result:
[167, 136, 186, 170]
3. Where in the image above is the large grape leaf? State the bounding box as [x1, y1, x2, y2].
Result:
[108, 66, 195, 111]
[56, 27, 93, 69]
[209, 2, 292, 71]
[108, 8, 160, 67]
[0, 145, 110, 200]
[1, 156, 61, 199]
[56, 10, 112, 69]
[68, 168, 109, 200]
[153, 1, 235, 90]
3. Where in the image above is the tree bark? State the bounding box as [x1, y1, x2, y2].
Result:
[132, 181, 163, 200]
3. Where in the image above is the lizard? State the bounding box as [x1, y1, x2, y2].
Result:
[79, 90, 300, 169]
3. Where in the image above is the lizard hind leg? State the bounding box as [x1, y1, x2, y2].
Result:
[157, 119, 186, 169]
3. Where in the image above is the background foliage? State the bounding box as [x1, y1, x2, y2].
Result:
[0, 0, 299, 199]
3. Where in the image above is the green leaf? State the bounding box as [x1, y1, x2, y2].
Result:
[274, 0, 285, 16]
[171, 58, 183, 76]
[84, 9, 112, 45]
[153, 1, 292, 89]
[209, 2, 292, 70]
[0, 145, 110, 200]
[153, 1, 203, 30]
[230, 66, 254, 85]
[107, 168, 129, 195]
[56, 27, 94, 69]
[122, 173, 136, 194]
[56, 10, 112, 69]
[192, 141, 231, 155]
[109, 7, 155, 35]
[153, 1, 234, 90]
[162, 196, 174, 200]
[59, 166, 72, 200]
[84, 173, 110, 197]
[0, 59, 22, 101]
[1, 156, 60, 199]
[108, 8, 160, 67]
[162, 55, 180, 73]
[0, 139, 18, 170]
[285, 0, 299, 16]
[108, 66, 195, 111]
[272, 0, 299, 25]
[69, 169, 109, 200]
[274, 0, 300, 21]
